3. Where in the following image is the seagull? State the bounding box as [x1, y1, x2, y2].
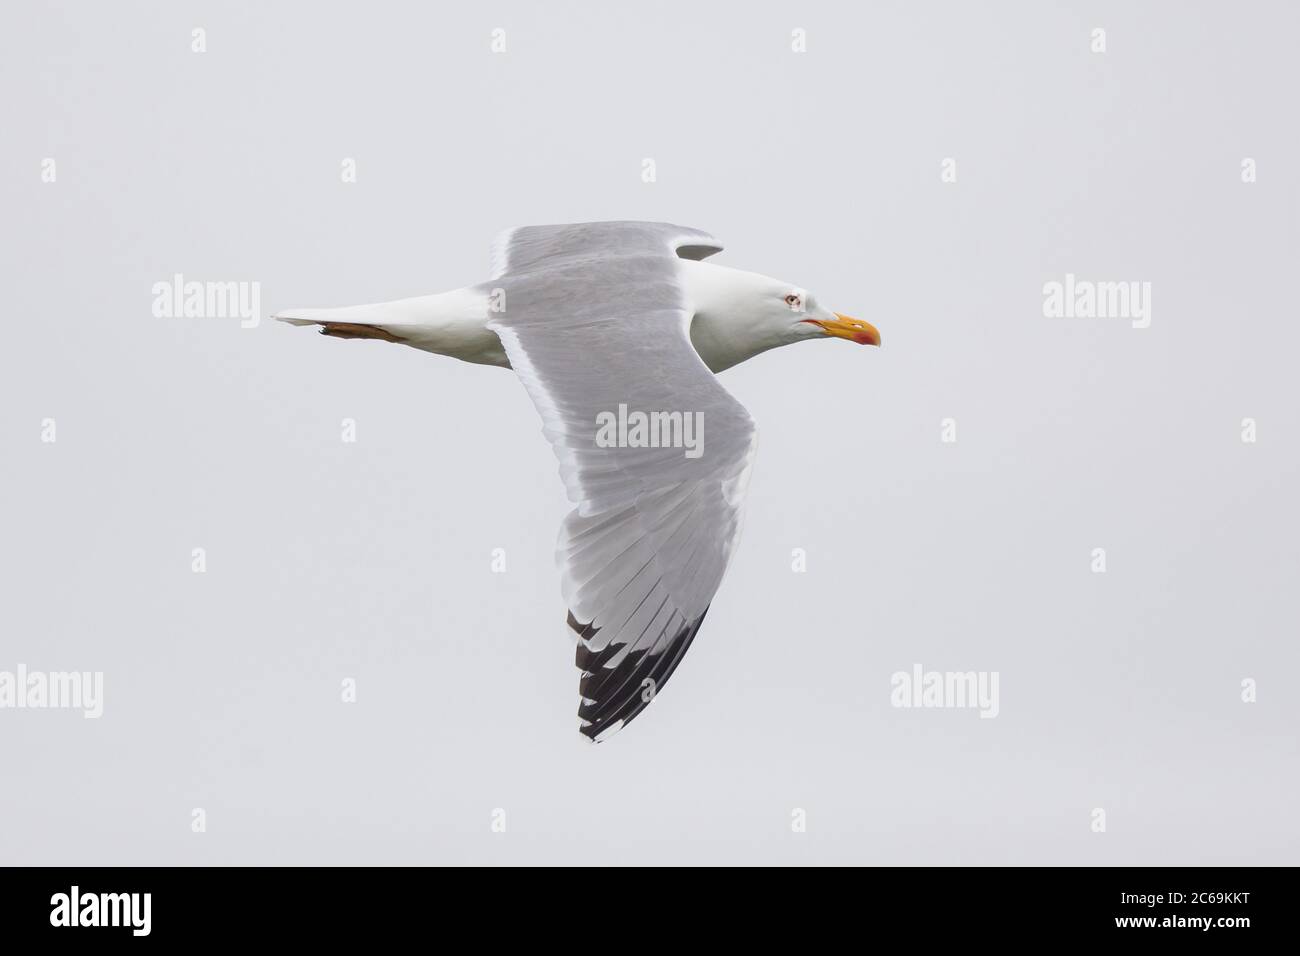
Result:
[277, 221, 880, 741]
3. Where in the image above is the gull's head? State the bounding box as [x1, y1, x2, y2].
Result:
[781, 289, 880, 347]
[737, 271, 880, 349]
[681, 262, 881, 372]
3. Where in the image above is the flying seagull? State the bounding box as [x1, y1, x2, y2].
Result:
[277, 221, 880, 741]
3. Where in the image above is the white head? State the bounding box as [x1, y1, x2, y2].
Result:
[681, 261, 880, 372]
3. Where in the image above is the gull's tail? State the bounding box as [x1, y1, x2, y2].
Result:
[274, 288, 510, 368]
[273, 299, 425, 342]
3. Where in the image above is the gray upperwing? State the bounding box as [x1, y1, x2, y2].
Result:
[489, 220, 723, 280]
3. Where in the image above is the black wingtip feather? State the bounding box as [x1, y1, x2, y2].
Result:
[575, 606, 710, 742]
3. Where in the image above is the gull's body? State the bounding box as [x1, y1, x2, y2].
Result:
[278, 258, 851, 373]
[277, 221, 879, 741]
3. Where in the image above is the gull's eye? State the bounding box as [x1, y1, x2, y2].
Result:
[784, 293, 802, 311]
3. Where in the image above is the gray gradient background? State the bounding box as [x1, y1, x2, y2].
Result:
[2, 1, 1297, 865]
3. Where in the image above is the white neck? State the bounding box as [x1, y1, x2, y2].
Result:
[678, 260, 789, 373]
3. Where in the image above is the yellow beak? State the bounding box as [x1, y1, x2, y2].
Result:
[803, 313, 881, 346]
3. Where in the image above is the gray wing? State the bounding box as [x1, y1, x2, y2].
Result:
[487, 234, 754, 741]
[489, 220, 723, 280]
